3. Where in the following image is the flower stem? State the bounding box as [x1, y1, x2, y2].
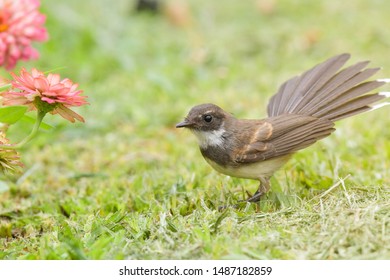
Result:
[0, 110, 46, 150]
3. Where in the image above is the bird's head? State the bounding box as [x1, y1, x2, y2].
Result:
[176, 103, 231, 148]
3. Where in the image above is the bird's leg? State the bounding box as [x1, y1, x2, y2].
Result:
[218, 177, 270, 211]
[245, 177, 270, 203]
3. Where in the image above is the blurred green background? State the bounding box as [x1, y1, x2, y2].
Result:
[1, 0, 390, 259]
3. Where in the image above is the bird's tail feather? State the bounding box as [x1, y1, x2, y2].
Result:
[267, 54, 390, 121]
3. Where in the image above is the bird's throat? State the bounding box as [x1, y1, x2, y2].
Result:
[190, 128, 226, 149]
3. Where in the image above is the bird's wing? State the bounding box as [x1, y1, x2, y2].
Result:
[233, 114, 335, 163]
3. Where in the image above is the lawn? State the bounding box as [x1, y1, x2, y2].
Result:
[1, 0, 390, 259]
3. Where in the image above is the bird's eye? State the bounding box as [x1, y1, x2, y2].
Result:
[203, 115, 213, 123]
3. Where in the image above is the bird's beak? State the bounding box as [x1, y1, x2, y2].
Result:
[176, 119, 193, 128]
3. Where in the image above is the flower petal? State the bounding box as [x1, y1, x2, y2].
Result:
[2, 67, 87, 118]
[54, 104, 85, 123]
[0, 1, 48, 69]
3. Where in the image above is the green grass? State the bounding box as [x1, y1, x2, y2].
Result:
[1, 0, 390, 259]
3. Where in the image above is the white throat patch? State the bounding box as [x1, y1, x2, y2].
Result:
[191, 127, 226, 149]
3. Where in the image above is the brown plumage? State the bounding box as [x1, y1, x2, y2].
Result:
[267, 53, 386, 121]
[177, 54, 389, 205]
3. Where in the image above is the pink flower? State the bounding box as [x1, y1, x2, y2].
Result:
[0, 0, 48, 69]
[2, 68, 88, 123]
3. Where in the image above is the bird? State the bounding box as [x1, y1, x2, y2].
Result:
[176, 53, 390, 204]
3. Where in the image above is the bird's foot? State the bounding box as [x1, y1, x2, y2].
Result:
[218, 178, 270, 211]
[238, 189, 263, 203]
[218, 190, 263, 211]
[245, 190, 263, 203]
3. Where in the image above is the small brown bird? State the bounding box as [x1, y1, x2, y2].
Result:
[176, 54, 390, 203]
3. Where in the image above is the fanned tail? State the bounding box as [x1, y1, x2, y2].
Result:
[267, 54, 389, 121]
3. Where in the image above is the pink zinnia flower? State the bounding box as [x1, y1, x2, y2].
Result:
[0, 0, 48, 69]
[2, 68, 88, 122]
